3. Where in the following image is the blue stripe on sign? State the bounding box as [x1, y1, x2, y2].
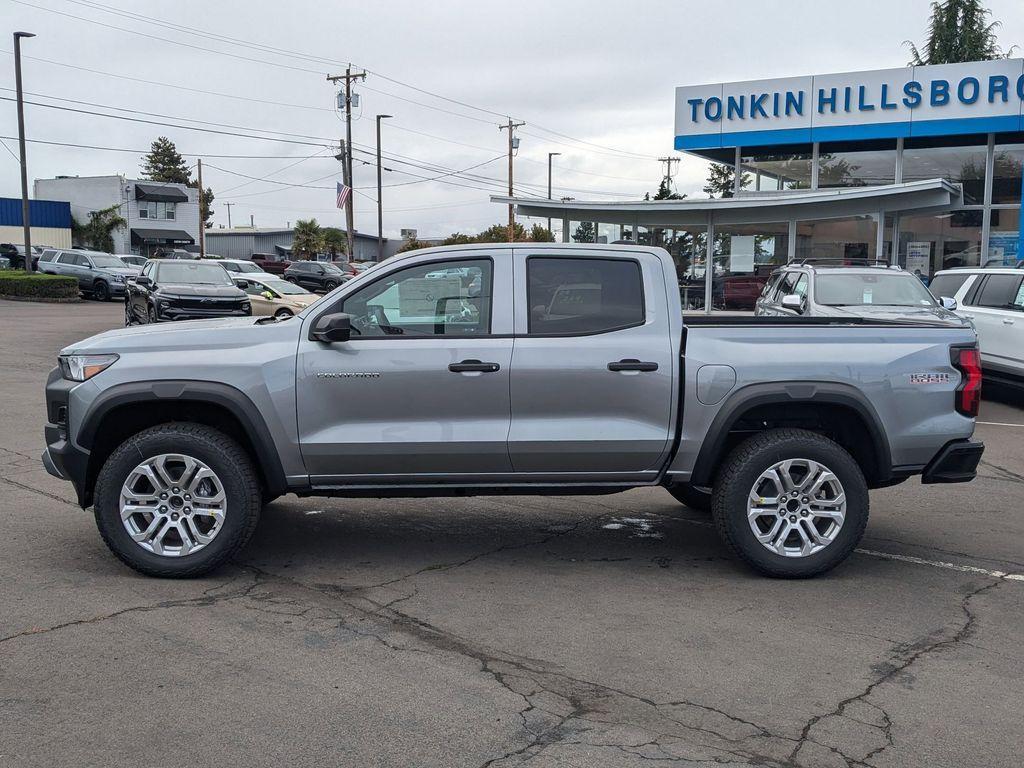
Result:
[676, 114, 1024, 151]
[908, 114, 1022, 136]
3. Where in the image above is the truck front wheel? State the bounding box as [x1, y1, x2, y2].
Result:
[712, 429, 868, 578]
[93, 423, 262, 578]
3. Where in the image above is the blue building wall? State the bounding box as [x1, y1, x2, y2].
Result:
[0, 198, 72, 228]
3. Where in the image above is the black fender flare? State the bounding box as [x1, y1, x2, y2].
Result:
[78, 380, 288, 497]
[689, 381, 892, 487]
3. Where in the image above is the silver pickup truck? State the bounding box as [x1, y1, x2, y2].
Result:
[42, 243, 984, 579]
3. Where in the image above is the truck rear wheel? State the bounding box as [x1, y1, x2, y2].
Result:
[93, 423, 261, 578]
[665, 483, 712, 512]
[711, 429, 868, 578]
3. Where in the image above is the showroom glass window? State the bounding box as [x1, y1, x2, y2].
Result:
[817, 140, 897, 188]
[340, 259, 492, 337]
[898, 210, 983, 276]
[740, 145, 813, 191]
[795, 216, 878, 263]
[711, 223, 789, 311]
[901, 135, 988, 205]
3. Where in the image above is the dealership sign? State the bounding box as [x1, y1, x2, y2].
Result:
[675, 59, 1024, 150]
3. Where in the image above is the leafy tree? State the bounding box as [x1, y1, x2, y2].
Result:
[653, 178, 685, 200]
[141, 137, 191, 184]
[477, 222, 528, 242]
[906, 0, 1012, 65]
[572, 221, 596, 243]
[397, 237, 434, 253]
[292, 218, 324, 258]
[528, 224, 555, 242]
[703, 162, 751, 198]
[442, 232, 475, 245]
[322, 226, 347, 257]
[73, 204, 127, 253]
[141, 137, 215, 227]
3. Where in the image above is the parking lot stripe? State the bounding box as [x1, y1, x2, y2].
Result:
[856, 548, 1024, 582]
[976, 421, 1024, 427]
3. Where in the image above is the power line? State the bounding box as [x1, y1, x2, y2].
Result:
[0, 136, 326, 159]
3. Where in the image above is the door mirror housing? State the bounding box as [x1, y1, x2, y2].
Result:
[940, 296, 958, 311]
[309, 312, 352, 343]
[234, 279, 249, 289]
[135, 276, 152, 287]
[780, 294, 804, 313]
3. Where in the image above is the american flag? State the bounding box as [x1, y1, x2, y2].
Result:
[336, 182, 351, 209]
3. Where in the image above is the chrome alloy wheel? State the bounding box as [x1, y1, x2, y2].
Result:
[746, 458, 846, 558]
[119, 453, 227, 557]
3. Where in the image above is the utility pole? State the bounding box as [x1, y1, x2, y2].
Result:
[14, 32, 35, 272]
[657, 156, 680, 195]
[224, 202, 234, 229]
[376, 114, 392, 263]
[327, 66, 366, 259]
[547, 151, 561, 235]
[196, 158, 206, 259]
[499, 119, 525, 242]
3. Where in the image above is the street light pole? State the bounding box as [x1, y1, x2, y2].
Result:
[547, 152, 560, 236]
[14, 31, 36, 273]
[375, 114, 392, 262]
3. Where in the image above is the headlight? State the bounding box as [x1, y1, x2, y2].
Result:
[58, 354, 119, 382]
[111, 274, 125, 282]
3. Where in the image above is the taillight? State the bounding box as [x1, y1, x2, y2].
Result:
[951, 345, 982, 418]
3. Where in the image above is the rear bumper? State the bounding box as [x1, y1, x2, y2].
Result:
[921, 439, 984, 484]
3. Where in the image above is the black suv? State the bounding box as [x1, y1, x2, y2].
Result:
[125, 260, 251, 324]
[283, 260, 350, 292]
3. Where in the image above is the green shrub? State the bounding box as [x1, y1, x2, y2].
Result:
[0, 270, 79, 300]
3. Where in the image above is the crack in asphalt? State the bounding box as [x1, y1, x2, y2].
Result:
[0, 474, 78, 507]
[978, 459, 1024, 486]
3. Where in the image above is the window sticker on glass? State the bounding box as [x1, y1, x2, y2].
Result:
[863, 288, 873, 304]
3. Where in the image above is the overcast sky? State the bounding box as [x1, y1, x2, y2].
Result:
[2, 0, 1022, 238]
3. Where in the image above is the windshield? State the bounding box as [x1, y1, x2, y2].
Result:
[815, 273, 937, 307]
[262, 279, 310, 295]
[233, 261, 261, 273]
[158, 262, 234, 286]
[90, 254, 127, 268]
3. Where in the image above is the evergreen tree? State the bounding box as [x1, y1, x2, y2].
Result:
[703, 162, 751, 199]
[528, 223, 555, 242]
[906, 0, 1012, 65]
[653, 178, 685, 200]
[572, 221, 596, 243]
[141, 137, 191, 184]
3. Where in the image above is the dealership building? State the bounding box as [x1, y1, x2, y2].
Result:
[499, 58, 1024, 310]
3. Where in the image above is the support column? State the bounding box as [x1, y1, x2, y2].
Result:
[704, 214, 714, 315]
[787, 219, 797, 263]
[561, 215, 569, 243]
[874, 211, 885, 263]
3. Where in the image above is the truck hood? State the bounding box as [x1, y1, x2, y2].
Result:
[818, 304, 969, 326]
[61, 317, 268, 354]
[154, 283, 246, 299]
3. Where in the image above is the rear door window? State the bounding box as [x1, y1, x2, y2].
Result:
[39, 249, 58, 263]
[928, 273, 972, 300]
[527, 257, 644, 335]
[973, 274, 1024, 310]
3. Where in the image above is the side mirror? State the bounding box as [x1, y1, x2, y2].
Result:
[136, 276, 152, 286]
[309, 312, 352, 343]
[235, 279, 249, 289]
[781, 294, 804, 313]
[940, 296, 958, 311]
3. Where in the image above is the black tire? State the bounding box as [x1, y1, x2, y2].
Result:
[147, 304, 158, 324]
[665, 483, 712, 512]
[93, 423, 262, 578]
[323, 280, 338, 292]
[93, 280, 110, 301]
[274, 308, 293, 319]
[711, 428, 868, 579]
[124, 300, 133, 327]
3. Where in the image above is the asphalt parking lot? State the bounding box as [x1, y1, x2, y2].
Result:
[1, 298, 1023, 768]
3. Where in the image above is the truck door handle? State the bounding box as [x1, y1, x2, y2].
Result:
[448, 359, 500, 373]
[608, 359, 659, 372]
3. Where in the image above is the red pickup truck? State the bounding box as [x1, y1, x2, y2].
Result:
[250, 254, 290, 275]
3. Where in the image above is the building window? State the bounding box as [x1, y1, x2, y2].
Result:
[138, 201, 177, 220]
[898, 211, 984, 277]
[711, 223, 789, 311]
[796, 216, 878, 263]
[817, 140, 897, 188]
[987, 208, 1021, 267]
[901, 135, 988, 205]
[992, 134, 1024, 205]
[740, 145, 812, 191]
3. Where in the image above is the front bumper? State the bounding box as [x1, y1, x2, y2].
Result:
[157, 307, 251, 321]
[921, 439, 985, 484]
[41, 367, 91, 507]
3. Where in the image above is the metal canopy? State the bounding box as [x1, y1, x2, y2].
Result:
[130, 228, 194, 244]
[494, 178, 961, 227]
[134, 183, 189, 203]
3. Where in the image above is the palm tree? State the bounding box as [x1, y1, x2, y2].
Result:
[906, 0, 1012, 65]
[292, 218, 324, 259]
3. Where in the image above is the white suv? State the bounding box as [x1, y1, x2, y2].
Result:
[929, 267, 1024, 385]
